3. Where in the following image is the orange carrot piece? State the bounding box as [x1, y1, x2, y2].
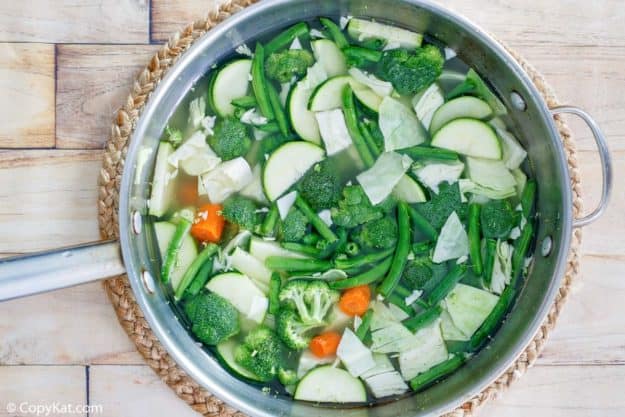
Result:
[177, 177, 198, 207]
[309, 331, 342, 357]
[190, 204, 225, 243]
[339, 285, 371, 317]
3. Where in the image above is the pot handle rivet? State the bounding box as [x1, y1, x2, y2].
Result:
[550, 105, 613, 228]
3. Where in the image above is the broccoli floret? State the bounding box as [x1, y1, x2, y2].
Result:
[278, 367, 298, 386]
[402, 257, 434, 290]
[234, 326, 285, 382]
[297, 162, 342, 211]
[265, 49, 315, 83]
[481, 199, 517, 238]
[164, 125, 183, 147]
[280, 208, 308, 242]
[415, 182, 468, 230]
[184, 292, 239, 345]
[276, 309, 322, 350]
[354, 216, 398, 251]
[221, 196, 258, 230]
[260, 133, 289, 155]
[331, 185, 384, 228]
[376, 45, 444, 95]
[279, 279, 339, 325]
[208, 117, 252, 160]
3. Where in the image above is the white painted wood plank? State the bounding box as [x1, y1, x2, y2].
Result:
[0, 0, 149, 43]
[0, 366, 86, 417]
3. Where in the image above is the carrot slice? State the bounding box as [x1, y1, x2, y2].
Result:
[339, 285, 371, 317]
[309, 331, 341, 357]
[190, 204, 225, 243]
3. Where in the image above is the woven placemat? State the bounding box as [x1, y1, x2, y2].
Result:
[97, 2, 583, 415]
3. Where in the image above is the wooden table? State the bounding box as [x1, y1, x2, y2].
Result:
[0, 1, 623, 416]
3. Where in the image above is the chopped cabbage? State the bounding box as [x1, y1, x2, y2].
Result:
[413, 160, 465, 194]
[357, 151, 413, 204]
[337, 328, 376, 377]
[379, 96, 427, 151]
[444, 283, 499, 338]
[200, 157, 253, 203]
[432, 211, 469, 263]
[167, 130, 221, 176]
[315, 109, 353, 155]
[398, 320, 448, 380]
[348, 68, 393, 96]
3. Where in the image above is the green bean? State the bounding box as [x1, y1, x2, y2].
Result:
[378, 202, 412, 297]
[251, 43, 274, 119]
[393, 284, 412, 298]
[469, 284, 515, 350]
[174, 243, 219, 299]
[302, 233, 320, 246]
[511, 222, 533, 282]
[329, 257, 393, 290]
[422, 264, 467, 306]
[407, 205, 438, 241]
[334, 248, 394, 270]
[387, 293, 413, 315]
[265, 22, 310, 55]
[295, 196, 338, 243]
[265, 256, 333, 272]
[184, 257, 214, 298]
[345, 242, 360, 257]
[521, 180, 537, 219]
[468, 204, 483, 276]
[359, 121, 382, 158]
[343, 46, 382, 63]
[342, 84, 376, 168]
[483, 238, 497, 286]
[409, 355, 465, 391]
[260, 204, 279, 237]
[267, 81, 290, 137]
[359, 38, 386, 50]
[412, 241, 432, 255]
[319, 17, 349, 49]
[445, 340, 471, 355]
[161, 219, 192, 284]
[398, 145, 459, 161]
[403, 305, 442, 332]
[268, 273, 282, 315]
[256, 121, 280, 133]
[281, 242, 324, 258]
[231, 95, 257, 109]
[355, 309, 374, 341]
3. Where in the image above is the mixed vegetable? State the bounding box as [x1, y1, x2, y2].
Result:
[147, 16, 536, 404]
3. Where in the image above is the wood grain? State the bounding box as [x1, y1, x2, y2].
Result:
[56, 44, 160, 149]
[89, 365, 201, 417]
[0, 366, 86, 417]
[150, 0, 220, 42]
[0, 44, 55, 148]
[0, 0, 149, 43]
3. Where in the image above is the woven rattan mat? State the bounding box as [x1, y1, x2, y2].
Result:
[97, 1, 583, 415]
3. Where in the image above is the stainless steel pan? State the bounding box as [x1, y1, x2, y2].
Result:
[0, 0, 612, 416]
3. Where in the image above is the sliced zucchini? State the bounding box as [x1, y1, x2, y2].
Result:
[309, 75, 381, 113]
[429, 96, 493, 133]
[431, 118, 502, 160]
[288, 81, 321, 143]
[209, 59, 252, 117]
[216, 339, 262, 381]
[294, 365, 367, 403]
[153, 221, 197, 291]
[248, 237, 307, 263]
[465, 69, 508, 116]
[347, 18, 423, 48]
[311, 39, 347, 77]
[262, 141, 325, 201]
[229, 247, 272, 293]
[148, 142, 176, 217]
[206, 272, 267, 323]
[393, 174, 426, 203]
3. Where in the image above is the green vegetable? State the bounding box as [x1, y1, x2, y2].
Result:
[483, 238, 497, 286]
[376, 45, 444, 96]
[280, 208, 309, 242]
[468, 203, 483, 276]
[266, 256, 333, 273]
[411, 241, 432, 255]
[161, 219, 192, 284]
[512, 222, 533, 280]
[269, 273, 282, 315]
[398, 145, 459, 161]
[334, 247, 394, 270]
[345, 241, 360, 256]
[469, 284, 515, 350]
[409, 355, 464, 391]
[175, 243, 219, 299]
[235, 326, 285, 381]
[185, 257, 214, 298]
[259, 133, 290, 156]
[342, 84, 376, 168]
[265, 22, 310, 55]
[257, 121, 281, 133]
[359, 121, 382, 158]
[221, 196, 258, 230]
[164, 125, 183, 147]
[354, 216, 398, 251]
[480, 199, 516, 239]
[251, 43, 275, 119]
[521, 180, 537, 219]
[260, 204, 279, 237]
[407, 205, 438, 241]
[331, 185, 384, 229]
[378, 202, 412, 297]
[265, 49, 315, 83]
[355, 309, 374, 341]
[278, 368, 299, 386]
[330, 256, 393, 290]
[281, 242, 324, 258]
[387, 293, 413, 315]
[295, 195, 338, 243]
[267, 82, 290, 137]
[297, 161, 342, 211]
[231, 95, 257, 109]
[445, 69, 507, 116]
[319, 17, 349, 49]
[414, 181, 467, 230]
[401, 256, 433, 290]
[343, 45, 382, 67]
[184, 291, 240, 345]
[208, 117, 253, 160]
[422, 264, 467, 307]
[276, 309, 323, 350]
[403, 305, 442, 332]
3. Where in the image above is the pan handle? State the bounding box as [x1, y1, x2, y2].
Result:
[550, 105, 613, 228]
[0, 240, 125, 302]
